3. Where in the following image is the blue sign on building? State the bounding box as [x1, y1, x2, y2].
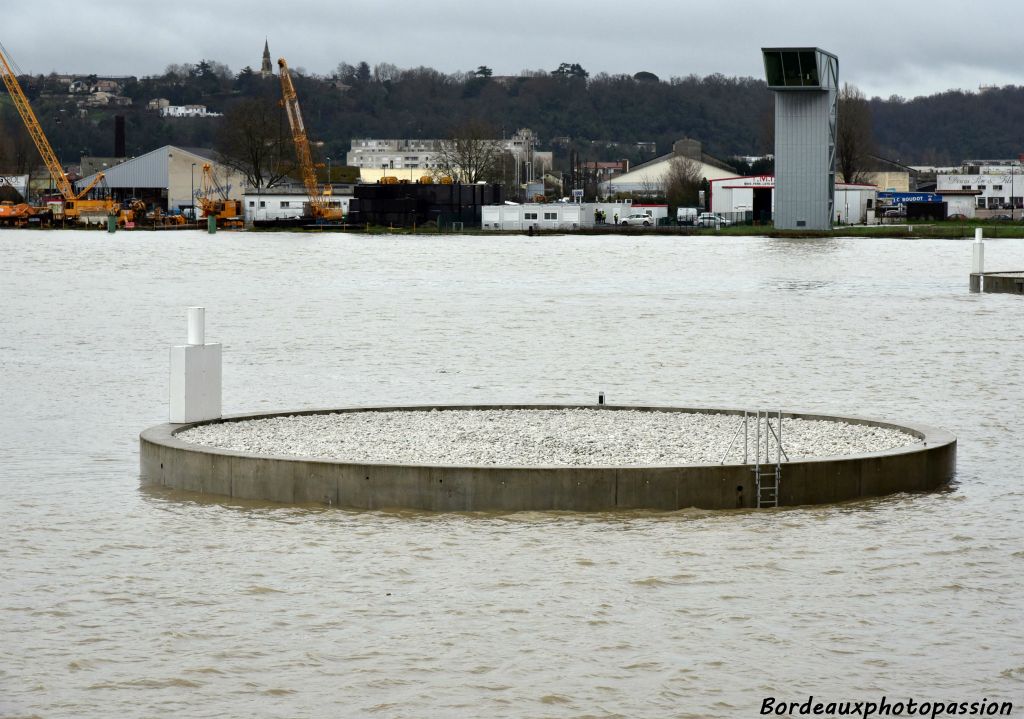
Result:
[878, 191, 941, 205]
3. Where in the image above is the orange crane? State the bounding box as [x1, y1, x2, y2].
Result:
[197, 163, 243, 227]
[277, 57, 343, 221]
[0, 43, 115, 222]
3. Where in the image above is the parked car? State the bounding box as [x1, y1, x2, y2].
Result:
[947, 213, 969, 221]
[696, 212, 732, 227]
[990, 214, 1013, 221]
[620, 213, 654, 226]
[883, 208, 905, 218]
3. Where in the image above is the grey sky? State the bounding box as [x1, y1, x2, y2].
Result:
[5, 0, 1020, 99]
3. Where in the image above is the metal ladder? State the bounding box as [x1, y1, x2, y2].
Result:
[721, 410, 788, 508]
[755, 461, 780, 508]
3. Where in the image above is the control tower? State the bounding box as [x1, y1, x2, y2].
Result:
[761, 48, 838, 231]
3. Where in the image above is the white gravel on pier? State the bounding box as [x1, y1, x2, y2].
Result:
[177, 409, 918, 466]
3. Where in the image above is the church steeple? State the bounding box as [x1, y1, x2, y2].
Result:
[261, 39, 272, 78]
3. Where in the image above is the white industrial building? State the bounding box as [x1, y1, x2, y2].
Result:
[348, 138, 440, 170]
[348, 129, 552, 180]
[600, 139, 737, 196]
[482, 201, 638, 231]
[483, 203, 583, 231]
[242, 185, 350, 223]
[934, 190, 981, 217]
[709, 175, 776, 221]
[937, 170, 1023, 212]
[709, 175, 878, 224]
[832, 183, 877, 224]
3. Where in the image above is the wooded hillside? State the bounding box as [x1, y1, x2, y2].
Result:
[1, 60, 1019, 173]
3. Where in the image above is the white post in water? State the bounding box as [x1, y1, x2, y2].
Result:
[169, 306, 222, 423]
[972, 228, 985, 293]
[187, 307, 205, 345]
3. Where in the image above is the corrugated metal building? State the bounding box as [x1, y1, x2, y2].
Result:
[76, 145, 247, 214]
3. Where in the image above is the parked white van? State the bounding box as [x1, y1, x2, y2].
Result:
[676, 207, 699, 225]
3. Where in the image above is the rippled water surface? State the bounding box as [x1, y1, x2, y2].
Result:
[2, 230, 1023, 718]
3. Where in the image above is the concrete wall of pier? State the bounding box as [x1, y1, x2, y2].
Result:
[140, 405, 956, 511]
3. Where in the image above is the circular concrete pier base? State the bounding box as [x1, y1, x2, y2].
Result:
[140, 405, 956, 511]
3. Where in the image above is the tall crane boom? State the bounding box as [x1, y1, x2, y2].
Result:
[0, 46, 75, 199]
[277, 57, 341, 220]
[0, 43, 114, 222]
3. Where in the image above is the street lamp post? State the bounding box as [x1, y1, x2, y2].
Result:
[1011, 165, 1015, 220]
[326, 156, 331, 186]
[190, 162, 196, 222]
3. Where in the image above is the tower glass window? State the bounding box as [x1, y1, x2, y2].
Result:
[764, 49, 825, 89]
[764, 52, 784, 87]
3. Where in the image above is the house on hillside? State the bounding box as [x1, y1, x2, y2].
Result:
[159, 105, 222, 118]
[81, 91, 131, 107]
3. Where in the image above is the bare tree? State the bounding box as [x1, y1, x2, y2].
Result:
[583, 164, 603, 201]
[11, 130, 32, 175]
[664, 155, 702, 208]
[373, 62, 401, 83]
[837, 83, 876, 184]
[215, 98, 293, 189]
[0, 112, 35, 176]
[758, 96, 775, 155]
[638, 176, 664, 200]
[489, 149, 519, 196]
[432, 120, 502, 183]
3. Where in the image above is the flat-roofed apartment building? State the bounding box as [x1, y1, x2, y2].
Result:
[347, 130, 552, 177]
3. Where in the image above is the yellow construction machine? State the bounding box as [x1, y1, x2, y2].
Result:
[0, 43, 118, 223]
[0, 200, 52, 226]
[277, 57, 344, 222]
[197, 163, 243, 228]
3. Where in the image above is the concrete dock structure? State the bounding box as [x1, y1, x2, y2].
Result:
[970, 271, 1024, 294]
[140, 405, 956, 511]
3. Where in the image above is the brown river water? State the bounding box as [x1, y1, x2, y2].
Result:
[1, 230, 1023, 718]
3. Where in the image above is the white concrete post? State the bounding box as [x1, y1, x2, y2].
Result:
[973, 228, 985, 293]
[187, 306, 205, 345]
[169, 307, 222, 423]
